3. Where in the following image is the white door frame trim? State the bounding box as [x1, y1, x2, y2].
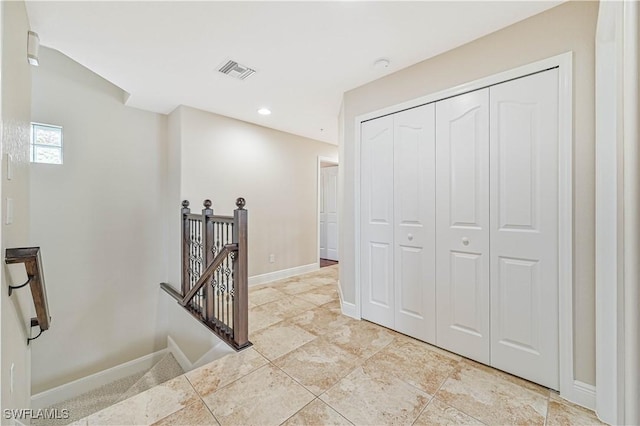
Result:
[317, 155, 339, 268]
[353, 52, 577, 404]
[595, 1, 640, 424]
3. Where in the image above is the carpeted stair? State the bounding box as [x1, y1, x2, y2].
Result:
[32, 353, 184, 426]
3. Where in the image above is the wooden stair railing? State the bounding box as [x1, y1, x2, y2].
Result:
[5, 247, 51, 344]
[179, 243, 238, 308]
[161, 197, 250, 350]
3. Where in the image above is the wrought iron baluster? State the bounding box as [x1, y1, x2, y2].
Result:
[225, 223, 230, 332]
[217, 250, 222, 327]
[228, 252, 232, 332]
[190, 220, 194, 291]
[231, 250, 235, 332]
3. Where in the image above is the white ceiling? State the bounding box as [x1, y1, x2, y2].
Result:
[25, 1, 562, 145]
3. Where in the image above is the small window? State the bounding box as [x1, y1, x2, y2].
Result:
[30, 123, 63, 164]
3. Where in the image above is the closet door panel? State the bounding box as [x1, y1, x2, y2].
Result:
[436, 88, 490, 363]
[361, 116, 395, 328]
[394, 104, 436, 343]
[490, 69, 559, 389]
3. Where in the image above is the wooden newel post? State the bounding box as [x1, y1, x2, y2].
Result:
[202, 199, 214, 321]
[233, 197, 249, 348]
[181, 200, 191, 296]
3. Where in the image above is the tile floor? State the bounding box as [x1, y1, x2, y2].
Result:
[74, 266, 606, 425]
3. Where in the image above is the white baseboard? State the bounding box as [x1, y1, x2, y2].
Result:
[167, 335, 194, 372]
[249, 263, 318, 286]
[558, 380, 596, 411]
[568, 380, 596, 410]
[167, 335, 234, 372]
[338, 282, 359, 320]
[31, 349, 168, 409]
[192, 341, 235, 370]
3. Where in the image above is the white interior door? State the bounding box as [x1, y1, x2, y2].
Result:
[489, 69, 559, 389]
[436, 88, 491, 364]
[320, 168, 328, 259]
[323, 166, 339, 261]
[361, 115, 395, 328]
[394, 104, 436, 343]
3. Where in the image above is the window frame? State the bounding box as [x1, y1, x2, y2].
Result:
[30, 122, 63, 165]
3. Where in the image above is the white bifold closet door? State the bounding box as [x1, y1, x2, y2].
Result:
[489, 69, 559, 389]
[361, 104, 436, 342]
[435, 88, 491, 364]
[361, 115, 395, 328]
[361, 68, 559, 389]
[393, 104, 436, 343]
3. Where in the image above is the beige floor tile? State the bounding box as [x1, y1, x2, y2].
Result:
[414, 398, 484, 425]
[202, 364, 314, 426]
[85, 264, 588, 426]
[152, 400, 219, 426]
[251, 321, 317, 360]
[257, 296, 317, 319]
[86, 376, 199, 425]
[320, 299, 342, 310]
[320, 366, 431, 425]
[248, 303, 284, 333]
[363, 337, 459, 394]
[391, 332, 462, 362]
[546, 397, 606, 426]
[306, 277, 339, 286]
[295, 287, 338, 306]
[274, 338, 359, 395]
[318, 265, 339, 277]
[275, 280, 319, 295]
[324, 319, 395, 361]
[436, 360, 548, 425]
[312, 273, 338, 282]
[249, 282, 269, 291]
[282, 399, 353, 426]
[306, 282, 339, 295]
[269, 277, 301, 288]
[248, 286, 288, 306]
[185, 348, 268, 397]
[289, 306, 354, 336]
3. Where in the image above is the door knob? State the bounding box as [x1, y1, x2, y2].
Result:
[407, 233, 414, 241]
[462, 237, 470, 246]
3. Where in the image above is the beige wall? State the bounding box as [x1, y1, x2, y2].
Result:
[30, 47, 169, 393]
[28, 47, 337, 393]
[340, 1, 598, 384]
[168, 105, 338, 285]
[166, 107, 182, 297]
[1, 0, 33, 413]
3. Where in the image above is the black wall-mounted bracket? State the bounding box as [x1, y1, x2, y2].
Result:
[8, 275, 33, 297]
[27, 318, 44, 344]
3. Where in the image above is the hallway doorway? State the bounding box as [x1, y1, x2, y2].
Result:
[318, 157, 339, 267]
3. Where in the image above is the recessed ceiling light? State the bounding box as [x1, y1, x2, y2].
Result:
[373, 58, 390, 69]
[258, 108, 271, 116]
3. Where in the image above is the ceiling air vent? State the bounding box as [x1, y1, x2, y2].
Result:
[218, 60, 256, 80]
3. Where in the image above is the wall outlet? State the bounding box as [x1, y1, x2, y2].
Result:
[10, 363, 15, 394]
[269, 254, 275, 263]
